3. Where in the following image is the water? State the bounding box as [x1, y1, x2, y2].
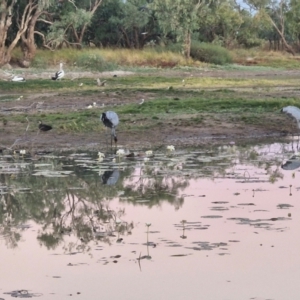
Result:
[0, 141, 299, 300]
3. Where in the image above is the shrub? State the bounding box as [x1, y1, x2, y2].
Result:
[75, 52, 116, 71]
[190, 41, 232, 65]
[158, 43, 182, 54]
[31, 56, 50, 68]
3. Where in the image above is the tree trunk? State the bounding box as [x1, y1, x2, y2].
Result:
[268, 16, 295, 55]
[0, 0, 40, 67]
[183, 30, 191, 59]
[20, 12, 39, 68]
[134, 27, 140, 49]
[0, 0, 17, 66]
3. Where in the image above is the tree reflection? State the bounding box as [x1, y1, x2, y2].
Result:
[0, 142, 295, 250]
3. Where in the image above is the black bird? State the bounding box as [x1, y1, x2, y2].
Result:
[39, 121, 52, 132]
[101, 111, 119, 146]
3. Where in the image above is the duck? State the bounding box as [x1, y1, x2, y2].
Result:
[51, 63, 65, 80]
[38, 121, 52, 132]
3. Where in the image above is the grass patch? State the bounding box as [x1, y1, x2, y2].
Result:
[27, 48, 197, 69]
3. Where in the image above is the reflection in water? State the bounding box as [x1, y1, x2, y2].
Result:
[281, 155, 300, 170]
[0, 141, 299, 299]
[101, 169, 120, 185]
[0, 143, 296, 249]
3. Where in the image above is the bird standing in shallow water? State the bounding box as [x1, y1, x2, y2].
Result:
[281, 105, 300, 148]
[39, 121, 52, 132]
[51, 63, 64, 80]
[101, 111, 119, 147]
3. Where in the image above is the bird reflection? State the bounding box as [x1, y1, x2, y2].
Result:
[281, 157, 300, 170]
[101, 169, 120, 185]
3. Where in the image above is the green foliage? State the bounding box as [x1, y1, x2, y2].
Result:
[190, 41, 232, 65]
[153, 43, 182, 53]
[75, 52, 116, 71]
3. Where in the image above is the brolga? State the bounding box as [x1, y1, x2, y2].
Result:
[281, 105, 300, 148]
[101, 111, 119, 147]
[38, 121, 52, 132]
[51, 63, 65, 80]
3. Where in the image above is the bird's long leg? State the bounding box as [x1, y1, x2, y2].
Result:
[110, 129, 113, 149]
[103, 127, 109, 150]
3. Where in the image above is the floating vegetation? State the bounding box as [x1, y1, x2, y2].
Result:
[4, 290, 42, 298]
[32, 170, 74, 177]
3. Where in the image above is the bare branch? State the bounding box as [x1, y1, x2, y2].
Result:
[68, 0, 78, 10]
[37, 18, 53, 25]
[34, 31, 54, 50]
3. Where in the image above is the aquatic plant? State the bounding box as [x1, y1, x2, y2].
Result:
[146, 223, 151, 245]
[167, 145, 175, 152]
[98, 151, 105, 162]
[116, 149, 125, 157]
[145, 150, 153, 157]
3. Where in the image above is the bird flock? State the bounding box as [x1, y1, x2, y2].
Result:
[4, 62, 300, 152]
[3, 62, 121, 148]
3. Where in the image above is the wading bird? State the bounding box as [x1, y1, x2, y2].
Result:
[281, 105, 300, 148]
[51, 63, 64, 80]
[101, 111, 119, 147]
[39, 121, 52, 132]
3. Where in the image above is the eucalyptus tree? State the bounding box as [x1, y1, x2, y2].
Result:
[151, 0, 210, 58]
[286, 0, 300, 50]
[197, 0, 243, 47]
[245, 0, 295, 55]
[89, 0, 158, 49]
[18, 0, 56, 67]
[0, 0, 54, 67]
[46, 0, 103, 48]
[89, 0, 124, 47]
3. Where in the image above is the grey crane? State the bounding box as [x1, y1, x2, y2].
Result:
[101, 111, 119, 147]
[281, 105, 300, 144]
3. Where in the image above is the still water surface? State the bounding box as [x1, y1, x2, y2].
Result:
[0, 141, 299, 300]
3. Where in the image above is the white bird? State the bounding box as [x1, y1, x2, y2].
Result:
[101, 111, 119, 147]
[51, 63, 65, 80]
[11, 75, 25, 82]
